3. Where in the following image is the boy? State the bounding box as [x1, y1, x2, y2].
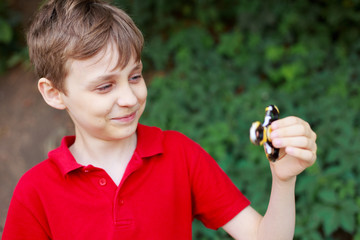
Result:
[2, 0, 317, 239]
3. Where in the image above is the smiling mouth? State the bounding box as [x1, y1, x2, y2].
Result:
[111, 111, 137, 123]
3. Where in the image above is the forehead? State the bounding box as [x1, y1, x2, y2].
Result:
[68, 43, 120, 74]
[63, 42, 141, 91]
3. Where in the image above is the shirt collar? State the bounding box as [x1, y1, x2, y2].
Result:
[48, 136, 82, 177]
[49, 124, 164, 177]
[136, 123, 164, 158]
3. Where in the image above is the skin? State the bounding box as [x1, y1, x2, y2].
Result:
[222, 117, 317, 239]
[38, 41, 317, 239]
[38, 42, 147, 185]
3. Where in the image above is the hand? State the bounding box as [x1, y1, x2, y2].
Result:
[269, 116, 317, 182]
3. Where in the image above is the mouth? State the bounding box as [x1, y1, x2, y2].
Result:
[111, 111, 137, 123]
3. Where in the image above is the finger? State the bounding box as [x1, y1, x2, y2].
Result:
[272, 136, 316, 151]
[285, 146, 317, 165]
[271, 116, 304, 129]
[271, 123, 313, 139]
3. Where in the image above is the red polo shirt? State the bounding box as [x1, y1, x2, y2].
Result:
[3, 124, 250, 239]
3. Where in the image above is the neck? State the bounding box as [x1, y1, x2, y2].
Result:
[69, 131, 137, 185]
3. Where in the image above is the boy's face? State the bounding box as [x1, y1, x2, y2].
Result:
[60, 43, 147, 142]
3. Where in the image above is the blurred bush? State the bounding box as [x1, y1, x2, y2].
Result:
[3, 0, 359, 238]
[0, 1, 28, 74]
[114, 0, 360, 239]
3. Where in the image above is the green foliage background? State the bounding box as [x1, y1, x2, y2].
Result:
[2, 0, 360, 239]
[0, 1, 27, 74]
[113, 0, 360, 239]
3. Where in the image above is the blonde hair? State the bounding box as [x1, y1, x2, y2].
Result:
[27, 0, 144, 93]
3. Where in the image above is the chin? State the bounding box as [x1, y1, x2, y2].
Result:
[110, 124, 138, 140]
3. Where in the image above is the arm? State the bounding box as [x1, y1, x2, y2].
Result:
[223, 116, 317, 240]
[2, 197, 51, 240]
[2, 177, 51, 240]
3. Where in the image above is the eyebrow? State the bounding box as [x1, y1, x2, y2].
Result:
[132, 62, 143, 71]
[90, 62, 143, 84]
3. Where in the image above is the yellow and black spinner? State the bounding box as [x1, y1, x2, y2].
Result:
[250, 105, 280, 162]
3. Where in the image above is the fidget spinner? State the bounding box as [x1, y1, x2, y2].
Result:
[250, 105, 280, 162]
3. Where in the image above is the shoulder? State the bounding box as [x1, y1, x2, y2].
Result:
[138, 123, 192, 140]
[160, 128, 204, 155]
[160, 128, 212, 166]
[138, 124, 207, 166]
[163, 129, 195, 144]
[138, 123, 202, 152]
[12, 159, 60, 202]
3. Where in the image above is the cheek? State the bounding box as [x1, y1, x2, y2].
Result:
[140, 90, 147, 104]
[137, 84, 147, 103]
[95, 103, 113, 117]
[78, 97, 112, 118]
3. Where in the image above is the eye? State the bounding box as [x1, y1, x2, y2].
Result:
[96, 83, 113, 93]
[129, 74, 142, 83]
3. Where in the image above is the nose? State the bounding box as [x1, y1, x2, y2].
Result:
[116, 83, 137, 107]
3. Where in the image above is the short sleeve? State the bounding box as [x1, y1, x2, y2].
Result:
[2, 174, 51, 239]
[180, 134, 251, 229]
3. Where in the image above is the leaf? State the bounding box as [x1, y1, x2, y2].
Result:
[0, 18, 12, 43]
[318, 189, 338, 204]
[217, 31, 243, 57]
[265, 45, 284, 61]
[308, 231, 323, 240]
[339, 211, 355, 233]
[317, 205, 339, 236]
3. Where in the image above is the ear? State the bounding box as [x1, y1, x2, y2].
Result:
[38, 78, 66, 110]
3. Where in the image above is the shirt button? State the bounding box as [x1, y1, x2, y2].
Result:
[120, 200, 124, 205]
[99, 178, 107, 186]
